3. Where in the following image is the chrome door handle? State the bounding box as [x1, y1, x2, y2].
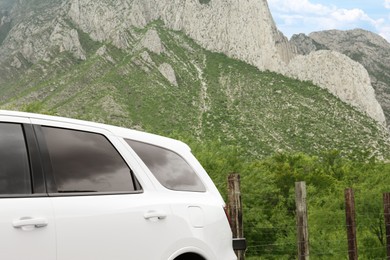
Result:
[13, 217, 48, 230]
[144, 211, 167, 220]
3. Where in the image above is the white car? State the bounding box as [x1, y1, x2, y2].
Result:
[0, 110, 245, 260]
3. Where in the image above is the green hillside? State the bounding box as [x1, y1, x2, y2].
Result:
[1, 22, 389, 160]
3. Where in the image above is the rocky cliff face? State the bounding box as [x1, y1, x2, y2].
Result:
[0, 0, 84, 83]
[287, 50, 384, 124]
[291, 29, 390, 127]
[0, 0, 386, 125]
[0, 0, 295, 79]
[67, 0, 296, 72]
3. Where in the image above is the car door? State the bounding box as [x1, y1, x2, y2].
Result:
[0, 118, 56, 260]
[32, 122, 178, 260]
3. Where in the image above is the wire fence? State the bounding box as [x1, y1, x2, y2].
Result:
[227, 175, 390, 260]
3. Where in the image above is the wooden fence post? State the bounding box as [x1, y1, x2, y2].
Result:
[228, 173, 244, 260]
[383, 193, 390, 259]
[295, 181, 310, 260]
[345, 188, 358, 260]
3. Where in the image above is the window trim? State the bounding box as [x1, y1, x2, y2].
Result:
[24, 124, 47, 195]
[44, 190, 144, 197]
[0, 122, 47, 198]
[34, 125, 143, 196]
[0, 193, 50, 199]
[33, 125, 57, 194]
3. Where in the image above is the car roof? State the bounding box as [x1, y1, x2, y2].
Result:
[0, 110, 191, 153]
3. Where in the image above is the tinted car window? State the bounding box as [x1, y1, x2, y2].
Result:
[126, 139, 206, 192]
[0, 123, 31, 195]
[42, 127, 138, 193]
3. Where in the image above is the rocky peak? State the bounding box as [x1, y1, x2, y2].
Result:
[287, 50, 385, 124]
[290, 33, 328, 55]
[291, 29, 390, 127]
[309, 29, 390, 52]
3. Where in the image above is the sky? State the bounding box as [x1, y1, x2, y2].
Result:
[268, 0, 390, 42]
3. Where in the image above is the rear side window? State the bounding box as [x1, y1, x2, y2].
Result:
[0, 123, 31, 195]
[42, 127, 139, 193]
[125, 139, 206, 192]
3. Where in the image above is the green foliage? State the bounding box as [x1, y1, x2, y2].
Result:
[192, 146, 390, 259]
[76, 28, 102, 56]
[22, 101, 44, 113]
[199, 0, 211, 4]
[21, 101, 56, 115]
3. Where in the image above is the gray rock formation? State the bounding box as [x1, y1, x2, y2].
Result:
[287, 50, 385, 123]
[158, 63, 178, 86]
[49, 23, 86, 60]
[138, 29, 165, 55]
[290, 33, 328, 55]
[290, 29, 390, 127]
[67, 0, 296, 72]
[96, 45, 115, 64]
[0, 1, 84, 65]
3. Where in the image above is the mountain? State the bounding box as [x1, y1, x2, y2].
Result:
[0, 0, 386, 124]
[0, 0, 390, 159]
[290, 29, 390, 130]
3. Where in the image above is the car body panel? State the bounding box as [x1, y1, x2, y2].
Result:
[0, 110, 238, 260]
[0, 198, 56, 260]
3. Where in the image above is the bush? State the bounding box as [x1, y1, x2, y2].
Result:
[199, 0, 211, 5]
